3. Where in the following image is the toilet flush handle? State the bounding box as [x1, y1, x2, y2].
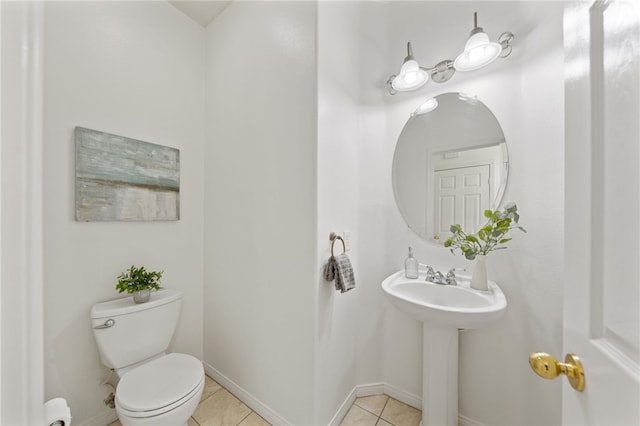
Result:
[94, 319, 115, 329]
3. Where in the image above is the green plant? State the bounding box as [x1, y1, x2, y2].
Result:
[116, 265, 163, 294]
[443, 202, 526, 260]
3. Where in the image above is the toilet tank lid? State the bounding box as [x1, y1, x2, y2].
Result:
[91, 289, 182, 319]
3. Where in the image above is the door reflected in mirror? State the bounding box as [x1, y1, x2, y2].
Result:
[392, 93, 509, 243]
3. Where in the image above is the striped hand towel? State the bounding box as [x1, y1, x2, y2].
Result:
[323, 253, 356, 293]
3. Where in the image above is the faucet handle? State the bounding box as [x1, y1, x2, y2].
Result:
[446, 269, 457, 286]
[425, 266, 435, 282]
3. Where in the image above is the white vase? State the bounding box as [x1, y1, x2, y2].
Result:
[470, 254, 489, 291]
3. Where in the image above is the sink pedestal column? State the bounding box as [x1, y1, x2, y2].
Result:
[421, 323, 459, 426]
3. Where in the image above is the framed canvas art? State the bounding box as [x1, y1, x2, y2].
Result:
[75, 127, 180, 221]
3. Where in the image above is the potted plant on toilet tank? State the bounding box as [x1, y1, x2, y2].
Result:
[116, 265, 163, 303]
[444, 202, 525, 291]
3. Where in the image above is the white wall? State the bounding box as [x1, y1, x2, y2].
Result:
[316, 2, 384, 423]
[203, 3, 391, 424]
[203, 2, 317, 424]
[42, 2, 205, 424]
[316, 2, 361, 422]
[350, 1, 398, 394]
[377, 2, 566, 425]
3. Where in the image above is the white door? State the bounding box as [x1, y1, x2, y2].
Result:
[563, 1, 640, 424]
[433, 165, 490, 240]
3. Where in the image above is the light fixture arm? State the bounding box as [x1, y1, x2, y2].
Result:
[498, 31, 514, 57]
[386, 75, 398, 95]
[473, 12, 478, 31]
[404, 41, 415, 62]
[467, 12, 484, 38]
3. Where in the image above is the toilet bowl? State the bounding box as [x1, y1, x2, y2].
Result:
[91, 289, 204, 426]
[115, 353, 204, 426]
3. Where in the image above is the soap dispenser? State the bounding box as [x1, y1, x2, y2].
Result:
[405, 246, 419, 279]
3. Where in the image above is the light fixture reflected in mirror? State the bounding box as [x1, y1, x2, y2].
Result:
[387, 12, 514, 95]
[458, 93, 479, 105]
[412, 98, 438, 116]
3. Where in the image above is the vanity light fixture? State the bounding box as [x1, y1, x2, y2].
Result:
[387, 12, 514, 95]
[389, 42, 430, 92]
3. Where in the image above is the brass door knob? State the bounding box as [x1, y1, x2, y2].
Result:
[529, 352, 586, 392]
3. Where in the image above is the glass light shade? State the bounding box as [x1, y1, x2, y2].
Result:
[458, 93, 478, 104]
[392, 59, 429, 91]
[414, 98, 438, 115]
[454, 31, 502, 72]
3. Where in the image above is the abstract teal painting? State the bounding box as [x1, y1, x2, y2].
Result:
[75, 127, 180, 221]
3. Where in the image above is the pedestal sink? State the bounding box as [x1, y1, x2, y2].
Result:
[382, 270, 507, 426]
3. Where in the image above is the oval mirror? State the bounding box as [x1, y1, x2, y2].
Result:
[392, 92, 509, 244]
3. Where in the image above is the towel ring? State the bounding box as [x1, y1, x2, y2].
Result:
[329, 232, 346, 257]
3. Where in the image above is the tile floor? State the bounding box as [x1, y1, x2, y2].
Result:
[339, 394, 421, 426]
[107, 375, 421, 426]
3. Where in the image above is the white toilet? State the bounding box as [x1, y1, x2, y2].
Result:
[91, 289, 204, 426]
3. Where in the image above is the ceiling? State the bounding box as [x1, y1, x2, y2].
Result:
[169, 1, 231, 27]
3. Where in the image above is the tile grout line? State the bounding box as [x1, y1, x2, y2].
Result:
[352, 395, 396, 426]
[201, 379, 224, 404]
[378, 396, 392, 426]
[201, 377, 267, 426]
[236, 410, 253, 426]
[353, 401, 380, 418]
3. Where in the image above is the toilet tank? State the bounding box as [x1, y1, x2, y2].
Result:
[91, 289, 182, 369]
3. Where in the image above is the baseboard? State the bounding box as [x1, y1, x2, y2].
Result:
[328, 382, 420, 425]
[202, 361, 291, 425]
[459, 414, 487, 426]
[381, 382, 422, 410]
[201, 365, 483, 426]
[328, 386, 357, 426]
[355, 382, 386, 397]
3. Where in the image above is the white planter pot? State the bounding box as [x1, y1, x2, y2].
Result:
[133, 289, 151, 303]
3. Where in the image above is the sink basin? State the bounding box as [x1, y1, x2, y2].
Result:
[382, 270, 507, 330]
[382, 269, 507, 426]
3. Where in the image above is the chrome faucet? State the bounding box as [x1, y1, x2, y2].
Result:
[424, 265, 457, 285]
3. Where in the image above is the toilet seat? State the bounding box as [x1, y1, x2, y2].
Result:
[116, 353, 204, 418]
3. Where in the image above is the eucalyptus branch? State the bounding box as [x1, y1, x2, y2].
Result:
[443, 202, 526, 260]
